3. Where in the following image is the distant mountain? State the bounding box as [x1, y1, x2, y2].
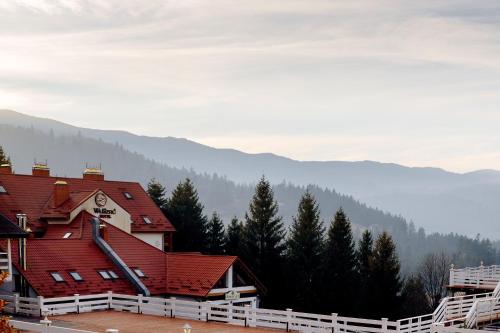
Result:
[0, 123, 496, 272]
[1, 109, 500, 239]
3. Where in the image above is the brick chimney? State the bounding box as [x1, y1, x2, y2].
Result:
[0, 164, 12, 175]
[32, 163, 50, 177]
[53, 180, 69, 207]
[83, 167, 104, 181]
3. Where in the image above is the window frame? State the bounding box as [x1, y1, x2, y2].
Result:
[69, 271, 83, 281]
[107, 270, 119, 279]
[63, 232, 72, 239]
[0, 185, 7, 194]
[123, 192, 133, 200]
[98, 270, 112, 280]
[133, 268, 146, 278]
[50, 272, 65, 282]
[142, 216, 152, 224]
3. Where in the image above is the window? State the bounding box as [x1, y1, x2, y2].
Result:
[123, 192, 133, 200]
[108, 270, 119, 279]
[0, 185, 6, 194]
[98, 270, 111, 280]
[69, 272, 83, 281]
[50, 272, 65, 282]
[63, 232, 72, 239]
[142, 216, 152, 224]
[134, 268, 145, 278]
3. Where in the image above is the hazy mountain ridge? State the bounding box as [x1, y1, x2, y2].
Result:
[1, 123, 497, 272]
[2, 109, 500, 238]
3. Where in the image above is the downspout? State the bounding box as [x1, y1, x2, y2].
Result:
[91, 218, 150, 296]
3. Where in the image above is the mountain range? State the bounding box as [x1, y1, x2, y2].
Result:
[1, 109, 499, 239]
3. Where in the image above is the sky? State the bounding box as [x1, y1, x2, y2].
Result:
[1, 0, 500, 172]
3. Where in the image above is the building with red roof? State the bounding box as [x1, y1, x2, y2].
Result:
[0, 163, 264, 308]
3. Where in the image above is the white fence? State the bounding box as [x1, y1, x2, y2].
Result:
[449, 265, 500, 289]
[10, 320, 98, 333]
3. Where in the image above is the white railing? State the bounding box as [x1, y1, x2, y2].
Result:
[0, 291, 398, 333]
[449, 265, 500, 289]
[0, 252, 9, 271]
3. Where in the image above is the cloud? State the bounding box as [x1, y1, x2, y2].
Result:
[1, 0, 500, 172]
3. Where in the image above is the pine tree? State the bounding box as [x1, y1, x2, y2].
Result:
[357, 230, 374, 317]
[0, 146, 10, 165]
[206, 212, 226, 255]
[370, 232, 402, 319]
[242, 176, 286, 307]
[287, 191, 325, 312]
[225, 217, 243, 256]
[164, 179, 208, 252]
[322, 208, 359, 315]
[147, 178, 168, 209]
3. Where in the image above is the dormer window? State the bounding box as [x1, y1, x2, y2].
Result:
[63, 232, 72, 239]
[123, 192, 133, 200]
[0, 185, 6, 194]
[142, 216, 152, 224]
[98, 270, 111, 280]
[69, 272, 83, 281]
[50, 272, 65, 282]
[133, 268, 145, 278]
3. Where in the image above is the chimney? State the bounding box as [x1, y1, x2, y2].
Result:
[0, 164, 12, 175]
[32, 163, 50, 177]
[53, 180, 70, 207]
[83, 167, 104, 181]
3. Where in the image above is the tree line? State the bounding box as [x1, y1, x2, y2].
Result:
[148, 177, 451, 319]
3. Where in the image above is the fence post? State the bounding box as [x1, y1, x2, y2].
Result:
[108, 291, 113, 310]
[382, 318, 388, 333]
[251, 305, 257, 327]
[13, 293, 19, 314]
[286, 308, 293, 332]
[244, 304, 250, 327]
[449, 264, 455, 286]
[75, 294, 80, 314]
[37, 295, 44, 317]
[199, 302, 206, 322]
[331, 313, 338, 333]
[137, 294, 143, 314]
[40, 315, 52, 333]
[171, 297, 176, 318]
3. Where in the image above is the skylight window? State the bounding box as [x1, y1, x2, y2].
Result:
[108, 270, 119, 279]
[0, 185, 6, 194]
[142, 216, 152, 224]
[123, 192, 133, 199]
[69, 272, 83, 281]
[63, 232, 72, 239]
[50, 272, 65, 282]
[98, 270, 111, 280]
[134, 268, 145, 278]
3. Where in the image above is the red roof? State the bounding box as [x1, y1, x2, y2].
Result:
[166, 253, 237, 297]
[0, 173, 174, 233]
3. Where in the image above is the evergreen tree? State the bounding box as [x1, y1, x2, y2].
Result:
[206, 212, 226, 255]
[164, 179, 208, 252]
[242, 176, 286, 307]
[147, 178, 168, 208]
[287, 191, 325, 312]
[357, 230, 374, 317]
[322, 208, 359, 315]
[225, 217, 243, 256]
[370, 232, 402, 319]
[0, 145, 10, 165]
[400, 276, 431, 318]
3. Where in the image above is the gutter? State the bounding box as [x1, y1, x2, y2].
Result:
[91, 217, 150, 296]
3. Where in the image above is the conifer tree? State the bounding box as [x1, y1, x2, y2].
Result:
[147, 178, 168, 209]
[400, 276, 431, 318]
[357, 230, 374, 317]
[225, 217, 243, 256]
[370, 232, 402, 319]
[322, 208, 359, 315]
[242, 176, 286, 307]
[287, 191, 325, 312]
[164, 179, 208, 252]
[206, 212, 226, 255]
[0, 146, 10, 165]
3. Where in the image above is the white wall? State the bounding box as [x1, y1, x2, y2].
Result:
[133, 233, 164, 250]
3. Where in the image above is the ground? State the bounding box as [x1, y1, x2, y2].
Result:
[43, 311, 279, 333]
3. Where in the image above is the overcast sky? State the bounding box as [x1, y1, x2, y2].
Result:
[1, 0, 500, 172]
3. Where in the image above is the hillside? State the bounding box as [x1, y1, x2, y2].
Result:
[0, 124, 497, 271]
[1, 109, 500, 238]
